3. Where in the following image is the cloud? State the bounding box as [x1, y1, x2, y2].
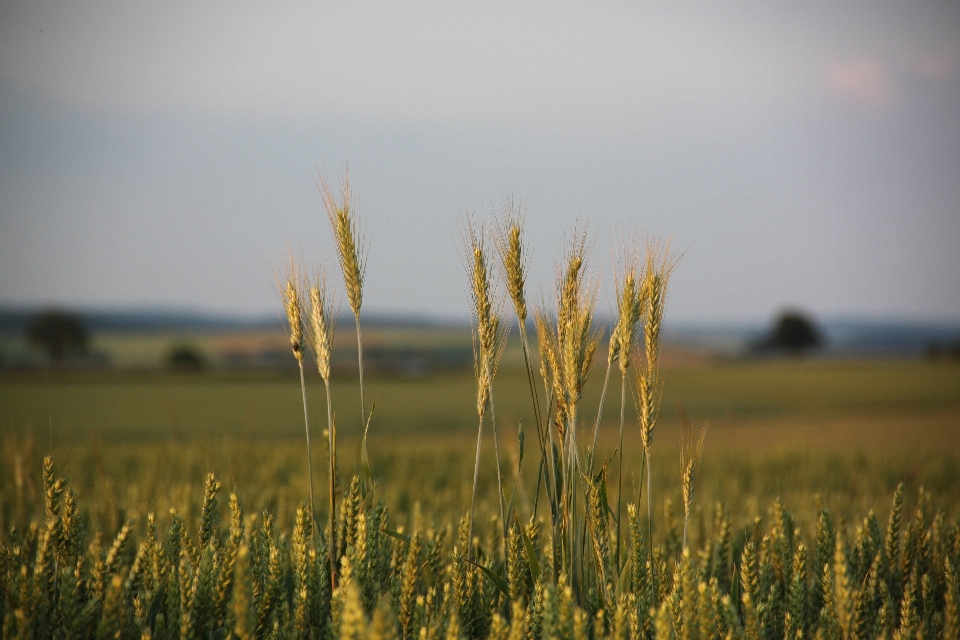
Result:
[826, 56, 898, 112]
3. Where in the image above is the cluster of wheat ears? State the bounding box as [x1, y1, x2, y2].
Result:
[283, 177, 695, 598]
[2, 175, 959, 639]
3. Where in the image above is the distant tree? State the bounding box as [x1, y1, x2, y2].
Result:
[764, 310, 823, 353]
[167, 344, 206, 371]
[26, 310, 88, 361]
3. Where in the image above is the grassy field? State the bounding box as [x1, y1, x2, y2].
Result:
[3, 356, 958, 533]
[4, 357, 959, 441]
[3, 356, 959, 638]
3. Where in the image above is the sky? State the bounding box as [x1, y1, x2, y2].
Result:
[1, 1, 959, 324]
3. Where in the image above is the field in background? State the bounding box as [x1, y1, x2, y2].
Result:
[3, 356, 959, 524]
[3, 357, 958, 446]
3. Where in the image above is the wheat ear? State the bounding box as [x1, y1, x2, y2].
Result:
[680, 413, 708, 550]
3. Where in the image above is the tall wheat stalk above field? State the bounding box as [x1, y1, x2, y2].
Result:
[608, 238, 645, 572]
[463, 217, 509, 559]
[306, 269, 339, 585]
[277, 260, 318, 546]
[318, 172, 372, 496]
[493, 200, 555, 524]
[535, 227, 600, 587]
[635, 238, 675, 603]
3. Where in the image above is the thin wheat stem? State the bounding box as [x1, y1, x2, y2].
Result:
[646, 448, 656, 606]
[324, 377, 337, 587]
[588, 357, 613, 473]
[468, 412, 484, 560]
[533, 456, 544, 517]
[615, 371, 626, 574]
[298, 360, 318, 547]
[565, 409, 580, 592]
[489, 381, 508, 551]
[354, 316, 376, 496]
[355, 315, 365, 425]
[518, 322, 551, 516]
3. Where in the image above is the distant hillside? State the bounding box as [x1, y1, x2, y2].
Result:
[820, 319, 960, 356]
[0, 307, 267, 333]
[0, 306, 469, 335]
[3, 306, 957, 358]
[667, 318, 960, 357]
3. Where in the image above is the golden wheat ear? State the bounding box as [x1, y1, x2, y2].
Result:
[317, 170, 366, 318]
[305, 268, 338, 382]
[492, 196, 529, 323]
[273, 252, 305, 362]
[679, 400, 708, 550]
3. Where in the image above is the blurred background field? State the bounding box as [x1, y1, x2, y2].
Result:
[3, 311, 959, 541]
[3, 353, 960, 448]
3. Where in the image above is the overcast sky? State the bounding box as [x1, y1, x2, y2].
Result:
[1, 1, 958, 323]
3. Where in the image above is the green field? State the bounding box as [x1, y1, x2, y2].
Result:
[4, 358, 959, 445]
[3, 357, 958, 531]
[2, 357, 959, 638]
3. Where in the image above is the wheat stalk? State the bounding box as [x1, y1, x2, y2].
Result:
[318, 170, 372, 496]
[605, 235, 645, 573]
[305, 270, 340, 584]
[462, 215, 509, 560]
[275, 256, 320, 554]
[587, 234, 644, 468]
[536, 225, 599, 588]
[634, 236, 675, 605]
[492, 200, 555, 523]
